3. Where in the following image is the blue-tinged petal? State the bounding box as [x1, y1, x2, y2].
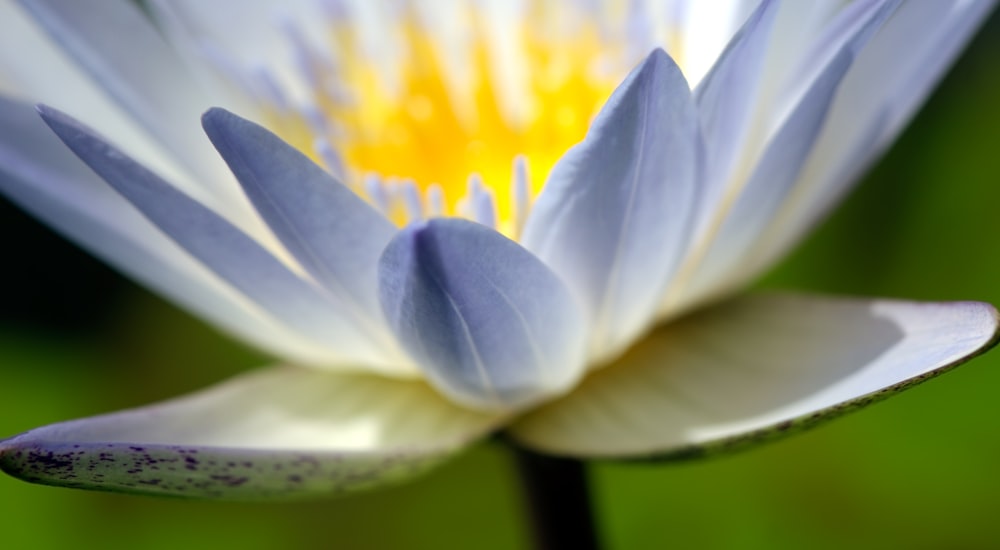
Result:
[0, 95, 345, 366]
[379, 219, 586, 412]
[511, 294, 999, 457]
[749, 0, 997, 274]
[773, 0, 901, 117]
[15, 0, 240, 202]
[0, 3, 208, 203]
[147, 0, 331, 104]
[202, 108, 405, 366]
[0, 367, 503, 499]
[847, 0, 995, 147]
[37, 105, 397, 371]
[663, 1, 899, 314]
[13, 1, 287, 252]
[693, 0, 779, 232]
[522, 49, 701, 362]
[676, 51, 852, 307]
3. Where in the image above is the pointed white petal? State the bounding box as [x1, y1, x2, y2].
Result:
[0, 2, 204, 202]
[678, 51, 853, 306]
[0, 367, 503, 499]
[379, 219, 587, 412]
[663, 1, 899, 315]
[17, 0, 226, 194]
[511, 294, 998, 457]
[522, 49, 701, 361]
[748, 0, 998, 276]
[0, 96, 345, 366]
[146, 0, 331, 105]
[202, 108, 413, 372]
[39, 105, 395, 370]
[693, 0, 779, 233]
[748, 0, 849, 134]
[14, 0, 283, 248]
[773, 0, 902, 118]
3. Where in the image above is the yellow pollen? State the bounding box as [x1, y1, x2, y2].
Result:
[266, 2, 623, 237]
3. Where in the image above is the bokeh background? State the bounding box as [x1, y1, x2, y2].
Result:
[2, 8, 999, 550]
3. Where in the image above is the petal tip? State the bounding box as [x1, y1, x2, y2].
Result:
[34, 102, 68, 129]
[200, 106, 238, 133]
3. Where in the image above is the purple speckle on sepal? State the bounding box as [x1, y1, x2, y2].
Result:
[0, 438, 452, 500]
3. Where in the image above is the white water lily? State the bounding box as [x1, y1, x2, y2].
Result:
[0, 0, 996, 499]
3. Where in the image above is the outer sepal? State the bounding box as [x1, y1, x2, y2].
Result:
[0, 366, 504, 499]
[510, 293, 999, 460]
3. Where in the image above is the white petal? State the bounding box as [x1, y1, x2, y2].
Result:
[661, 1, 899, 315]
[0, 2, 203, 202]
[0, 96, 344, 367]
[146, 0, 331, 105]
[39, 105, 397, 371]
[692, 0, 779, 238]
[510, 293, 998, 457]
[522, 49, 701, 362]
[746, 0, 998, 277]
[14, 0, 285, 251]
[675, 51, 854, 309]
[0, 366, 503, 499]
[18, 1, 226, 194]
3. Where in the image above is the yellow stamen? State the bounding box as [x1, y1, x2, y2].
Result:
[266, 2, 622, 238]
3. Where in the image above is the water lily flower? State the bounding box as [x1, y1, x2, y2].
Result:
[0, 0, 996, 501]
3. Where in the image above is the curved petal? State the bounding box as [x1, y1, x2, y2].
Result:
[0, 367, 503, 499]
[662, 1, 899, 315]
[0, 95, 344, 366]
[146, 0, 332, 105]
[746, 0, 997, 276]
[0, 2, 203, 202]
[510, 293, 999, 458]
[16, 0, 229, 196]
[201, 108, 396, 340]
[38, 105, 396, 371]
[693, 0, 779, 233]
[772, 0, 901, 120]
[674, 50, 853, 308]
[202, 108, 412, 372]
[14, 0, 283, 250]
[522, 49, 701, 362]
[379, 219, 587, 412]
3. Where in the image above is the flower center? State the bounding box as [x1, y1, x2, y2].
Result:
[251, 2, 678, 237]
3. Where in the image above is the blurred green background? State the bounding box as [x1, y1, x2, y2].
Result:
[2, 9, 1000, 550]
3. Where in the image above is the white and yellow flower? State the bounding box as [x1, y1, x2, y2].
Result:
[0, 0, 996, 499]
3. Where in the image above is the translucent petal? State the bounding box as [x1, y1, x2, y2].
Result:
[663, 1, 899, 314]
[146, 0, 331, 105]
[17, 0, 232, 200]
[0, 2, 203, 202]
[39, 105, 395, 370]
[747, 0, 998, 276]
[0, 96, 344, 366]
[693, 0, 779, 235]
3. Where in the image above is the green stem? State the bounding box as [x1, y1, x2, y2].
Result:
[510, 443, 602, 550]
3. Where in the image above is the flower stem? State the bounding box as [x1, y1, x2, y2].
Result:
[510, 443, 602, 550]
